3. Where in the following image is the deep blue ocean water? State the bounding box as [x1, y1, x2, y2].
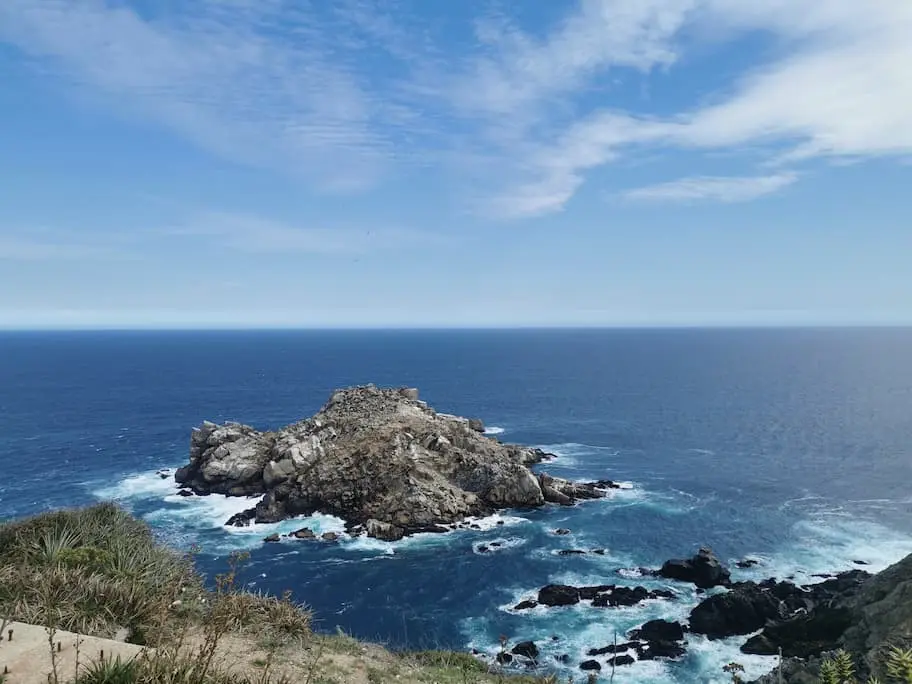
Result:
[2, 329, 912, 682]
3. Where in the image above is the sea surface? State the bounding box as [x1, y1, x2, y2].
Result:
[2, 329, 912, 682]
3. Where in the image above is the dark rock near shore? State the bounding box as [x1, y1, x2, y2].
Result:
[553, 528, 571, 535]
[630, 619, 685, 643]
[263, 533, 280, 542]
[658, 547, 731, 589]
[538, 584, 580, 606]
[513, 600, 538, 611]
[537, 583, 673, 609]
[587, 642, 636, 656]
[742, 607, 854, 657]
[737, 559, 760, 569]
[225, 508, 257, 527]
[511, 641, 539, 660]
[609, 654, 635, 667]
[558, 549, 586, 556]
[690, 582, 786, 639]
[176, 489, 194, 497]
[580, 660, 601, 671]
[638, 640, 687, 660]
[175, 385, 619, 539]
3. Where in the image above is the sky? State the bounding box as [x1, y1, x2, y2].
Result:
[1, 0, 911, 329]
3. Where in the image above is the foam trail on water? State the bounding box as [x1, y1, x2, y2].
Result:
[484, 426, 505, 435]
[738, 514, 912, 580]
[94, 469, 349, 552]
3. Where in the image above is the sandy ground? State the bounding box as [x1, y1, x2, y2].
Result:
[0, 621, 147, 684]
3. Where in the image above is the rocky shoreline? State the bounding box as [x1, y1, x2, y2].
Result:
[486, 545, 912, 682]
[169, 386, 912, 681]
[174, 385, 622, 541]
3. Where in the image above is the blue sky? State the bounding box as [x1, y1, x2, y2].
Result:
[1, 0, 911, 328]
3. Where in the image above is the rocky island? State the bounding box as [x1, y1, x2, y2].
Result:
[175, 385, 621, 540]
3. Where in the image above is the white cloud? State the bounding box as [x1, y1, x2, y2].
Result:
[621, 173, 798, 204]
[0, 0, 405, 191]
[486, 0, 912, 215]
[1, 0, 910, 216]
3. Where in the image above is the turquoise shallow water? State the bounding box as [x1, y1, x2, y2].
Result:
[2, 328, 912, 682]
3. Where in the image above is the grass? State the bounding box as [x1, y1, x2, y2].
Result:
[0, 504, 560, 684]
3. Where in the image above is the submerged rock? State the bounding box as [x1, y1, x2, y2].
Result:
[175, 385, 615, 539]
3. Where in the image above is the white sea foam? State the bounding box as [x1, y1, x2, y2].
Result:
[484, 426, 505, 435]
[95, 470, 179, 500]
[737, 515, 912, 580]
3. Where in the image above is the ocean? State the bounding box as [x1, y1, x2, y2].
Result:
[2, 328, 912, 682]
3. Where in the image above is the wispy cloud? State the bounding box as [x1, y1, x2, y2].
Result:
[166, 212, 448, 255]
[0, 234, 124, 261]
[621, 173, 798, 204]
[1, 0, 910, 217]
[481, 1, 912, 216]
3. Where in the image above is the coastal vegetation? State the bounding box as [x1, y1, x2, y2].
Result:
[0, 504, 556, 684]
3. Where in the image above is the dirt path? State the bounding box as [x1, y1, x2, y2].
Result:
[0, 621, 147, 684]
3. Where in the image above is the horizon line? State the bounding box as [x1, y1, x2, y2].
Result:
[2, 323, 912, 333]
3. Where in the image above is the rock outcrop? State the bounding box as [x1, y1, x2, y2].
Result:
[658, 546, 731, 589]
[175, 385, 620, 539]
[731, 556, 912, 683]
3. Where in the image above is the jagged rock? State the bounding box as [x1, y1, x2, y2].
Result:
[495, 652, 513, 665]
[592, 549, 606, 555]
[748, 558, 906, 684]
[558, 549, 586, 556]
[588, 642, 636, 656]
[292, 527, 316, 539]
[609, 654, 636, 667]
[742, 607, 854, 657]
[477, 545, 490, 553]
[658, 547, 731, 589]
[553, 528, 571, 535]
[366, 519, 405, 541]
[263, 533, 280, 543]
[538, 584, 580, 606]
[591, 586, 673, 608]
[511, 641, 539, 660]
[176, 489, 194, 497]
[513, 600, 538, 611]
[175, 386, 612, 537]
[555, 654, 570, 664]
[630, 620, 685, 643]
[637, 640, 686, 660]
[580, 660, 601, 671]
[737, 558, 760, 569]
[467, 418, 485, 433]
[225, 508, 257, 527]
[321, 532, 339, 541]
[690, 582, 786, 639]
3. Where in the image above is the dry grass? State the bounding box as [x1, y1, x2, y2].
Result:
[0, 504, 558, 684]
